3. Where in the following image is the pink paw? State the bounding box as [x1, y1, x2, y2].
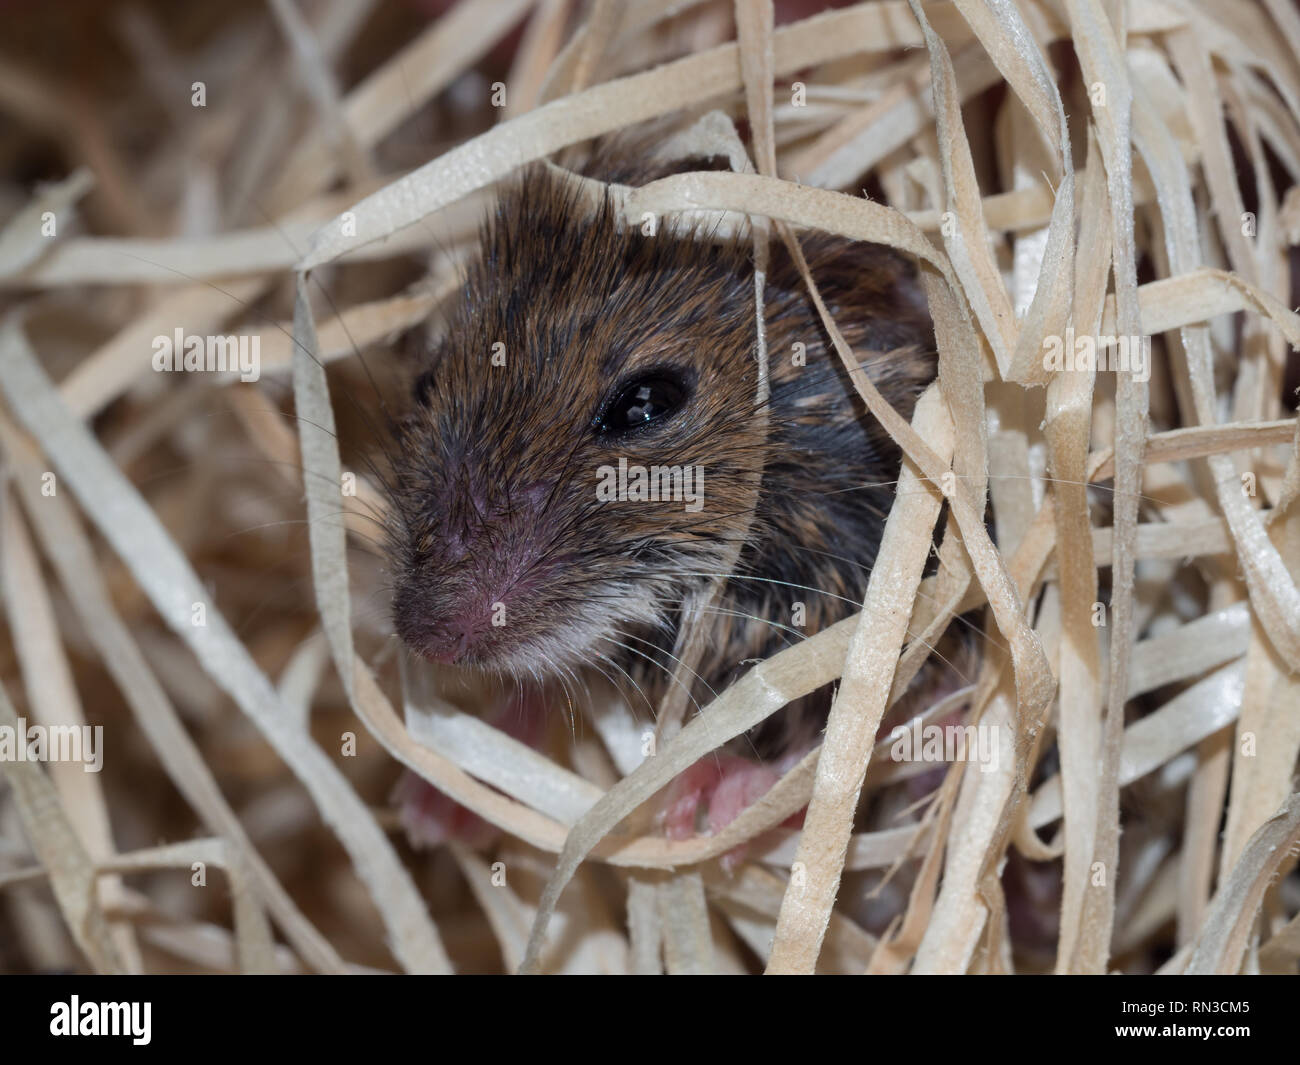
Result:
[658, 755, 779, 839]
[394, 770, 500, 849]
[393, 689, 546, 851]
[657, 755, 805, 870]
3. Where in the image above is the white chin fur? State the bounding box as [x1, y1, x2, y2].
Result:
[491, 582, 666, 681]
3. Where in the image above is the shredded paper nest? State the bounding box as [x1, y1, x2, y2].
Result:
[1, 0, 1299, 975]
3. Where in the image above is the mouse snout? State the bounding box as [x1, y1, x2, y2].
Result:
[413, 614, 489, 664]
[392, 477, 558, 667]
[393, 585, 501, 665]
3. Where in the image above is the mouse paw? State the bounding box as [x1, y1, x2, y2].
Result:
[393, 689, 547, 851]
[393, 770, 500, 850]
[657, 755, 803, 872]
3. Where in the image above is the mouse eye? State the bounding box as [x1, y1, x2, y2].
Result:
[594, 371, 690, 435]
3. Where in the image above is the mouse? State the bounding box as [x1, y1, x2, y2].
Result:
[384, 148, 951, 847]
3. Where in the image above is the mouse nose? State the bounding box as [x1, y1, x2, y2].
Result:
[418, 617, 481, 664]
[392, 576, 507, 665]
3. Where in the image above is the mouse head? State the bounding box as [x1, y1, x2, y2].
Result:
[387, 167, 766, 678]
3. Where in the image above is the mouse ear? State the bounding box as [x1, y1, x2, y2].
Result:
[399, 324, 450, 401]
[763, 231, 938, 433]
[573, 117, 739, 186]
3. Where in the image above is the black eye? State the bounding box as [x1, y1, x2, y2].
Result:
[594, 371, 690, 435]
